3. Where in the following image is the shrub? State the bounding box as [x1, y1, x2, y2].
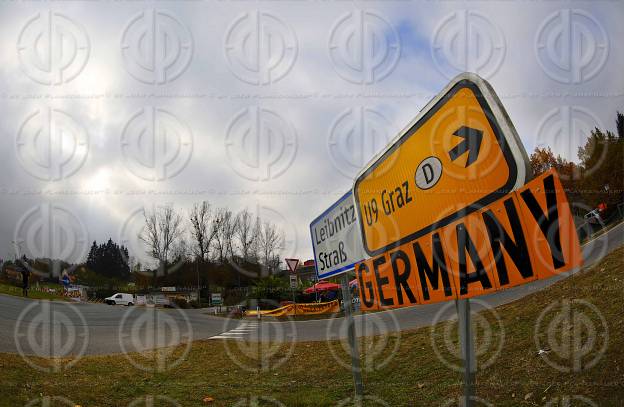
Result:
[172, 298, 189, 308]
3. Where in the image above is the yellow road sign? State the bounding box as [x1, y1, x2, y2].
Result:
[353, 73, 530, 256]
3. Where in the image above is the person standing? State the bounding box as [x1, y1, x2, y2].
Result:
[20, 264, 30, 297]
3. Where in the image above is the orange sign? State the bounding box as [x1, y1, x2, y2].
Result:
[355, 170, 582, 311]
[354, 73, 530, 256]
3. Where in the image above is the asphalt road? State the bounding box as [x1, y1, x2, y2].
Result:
[0, 222, 622, 356]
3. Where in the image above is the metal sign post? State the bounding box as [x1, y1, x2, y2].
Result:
[285, 259, 299, 313]
[340, 273, 364, 399]
[457, 298, 476, 407]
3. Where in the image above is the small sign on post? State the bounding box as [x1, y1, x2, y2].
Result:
[211, 293, 222, 306]
[285, 258, 299, 311]
[289, 274, 297, 289]
[285, 258, 299, 273]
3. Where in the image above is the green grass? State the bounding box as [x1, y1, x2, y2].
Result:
[1, 247, 623, 406]
[0, 281, 69, 301]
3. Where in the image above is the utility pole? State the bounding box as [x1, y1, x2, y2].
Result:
[196, 260, 200, 304]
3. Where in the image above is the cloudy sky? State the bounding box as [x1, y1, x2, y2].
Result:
[0, 0, 622, 268]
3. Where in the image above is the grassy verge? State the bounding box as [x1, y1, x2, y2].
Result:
[1, 247, 623, 406]
[0, 281, 69, 301]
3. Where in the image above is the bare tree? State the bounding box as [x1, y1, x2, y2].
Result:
[222, 210, 237, 261]
[212, 207, 236, 262]
[140, 205, 184, 276]
[189, 201, 216, 262]
[257, 221, 284, 273]
[212, 208, 225, 262]
[234, 209, 257, 263]
[171, 238, 189, 264]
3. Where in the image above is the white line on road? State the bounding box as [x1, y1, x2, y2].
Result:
[210, 322, 259, 340]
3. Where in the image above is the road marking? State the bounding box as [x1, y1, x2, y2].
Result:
[210, 322, 259, 340]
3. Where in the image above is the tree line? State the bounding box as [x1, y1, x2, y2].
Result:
[139, 202, 285, 277]
[529, 111, 624, 222]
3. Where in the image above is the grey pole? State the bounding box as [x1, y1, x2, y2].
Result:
[457, 298, 476, 407]
[340, 273, 364, 399]
[196, 261, 200, 304]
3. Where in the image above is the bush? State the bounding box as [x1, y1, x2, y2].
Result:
[172, 298, 189, 308]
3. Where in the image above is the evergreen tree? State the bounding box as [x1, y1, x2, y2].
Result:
[85, 239, 131, 280]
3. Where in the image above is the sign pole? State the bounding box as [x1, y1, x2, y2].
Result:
[285, 259, 300, 314]
[340, 273, 364, 400]
[457, 298, 476, 407]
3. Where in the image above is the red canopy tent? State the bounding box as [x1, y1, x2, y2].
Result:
[304, 280, 341, 294]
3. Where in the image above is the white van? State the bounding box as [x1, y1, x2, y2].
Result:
[105, 293, 135, 306]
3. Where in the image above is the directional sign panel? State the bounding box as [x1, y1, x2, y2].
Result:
[355, 170, 582, 311]
[310, 191, 367, 279]
[353, 73, 530, 256]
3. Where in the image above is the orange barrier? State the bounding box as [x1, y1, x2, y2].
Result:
[245, 300, 340, 317]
